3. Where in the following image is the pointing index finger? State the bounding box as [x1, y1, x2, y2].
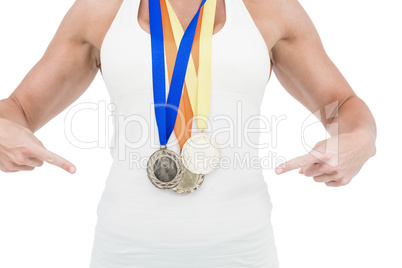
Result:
[276, 152, 318, 175]
[32, 145, 76, 174]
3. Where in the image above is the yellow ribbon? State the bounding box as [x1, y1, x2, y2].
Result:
[166, 0, 217, 131]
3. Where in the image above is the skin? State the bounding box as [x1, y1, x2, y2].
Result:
[0, 0, 376, 186]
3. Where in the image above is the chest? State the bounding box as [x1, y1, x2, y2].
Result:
[100, 0, 272, 97]
[137, 0, 227, 36]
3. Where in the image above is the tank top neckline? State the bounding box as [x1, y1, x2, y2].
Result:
[133, 0, 231, 40]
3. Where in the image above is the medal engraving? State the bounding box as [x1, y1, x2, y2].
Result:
[147, 148, 184, 189]
[153, 156, 177, 182]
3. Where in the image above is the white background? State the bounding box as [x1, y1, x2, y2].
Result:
[0, 0, 401, 267]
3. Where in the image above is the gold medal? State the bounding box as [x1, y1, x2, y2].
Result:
[172, 168, 205, 194]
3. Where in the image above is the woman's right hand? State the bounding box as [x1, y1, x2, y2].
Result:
[0, 118, 76, 174]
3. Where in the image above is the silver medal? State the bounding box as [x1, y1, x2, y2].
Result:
[181, 133, 221, 175]
[147, 146, 184, 189]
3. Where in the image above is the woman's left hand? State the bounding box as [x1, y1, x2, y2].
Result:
[275, 130, 376, 187]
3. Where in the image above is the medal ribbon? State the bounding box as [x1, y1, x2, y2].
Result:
[166, 0, 217, 133]
[160, 0, 204, 149]
[163, 0, 217, 150]
[196, 0, 217, 130]
[149, 0, 207, 146]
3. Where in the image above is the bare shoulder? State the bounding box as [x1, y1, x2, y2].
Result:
[62, 0, 124, 51]
[243, 0, 320, 62]
[269, 0, 320, 41]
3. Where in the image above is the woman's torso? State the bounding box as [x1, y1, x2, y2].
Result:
[90, 0, 279, 267]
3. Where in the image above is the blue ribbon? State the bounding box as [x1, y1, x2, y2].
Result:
[149, 0, 207, 146]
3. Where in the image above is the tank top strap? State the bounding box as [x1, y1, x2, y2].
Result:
[228, 0, 268, 47]
[108, 0, 263, 35]
[230, 0, 257, 26]
[112, 0, 137, 27]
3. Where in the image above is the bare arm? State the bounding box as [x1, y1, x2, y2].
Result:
[0, 0, 120, 173]
[0, 0, 101, 132]
[247, 0, 376, 186]
[270, 0, 376, 141]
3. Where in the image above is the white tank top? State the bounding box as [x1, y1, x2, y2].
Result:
[90, 0, 280, 267]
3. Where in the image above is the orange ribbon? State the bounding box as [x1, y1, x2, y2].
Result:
[160, 0, 204, 149]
